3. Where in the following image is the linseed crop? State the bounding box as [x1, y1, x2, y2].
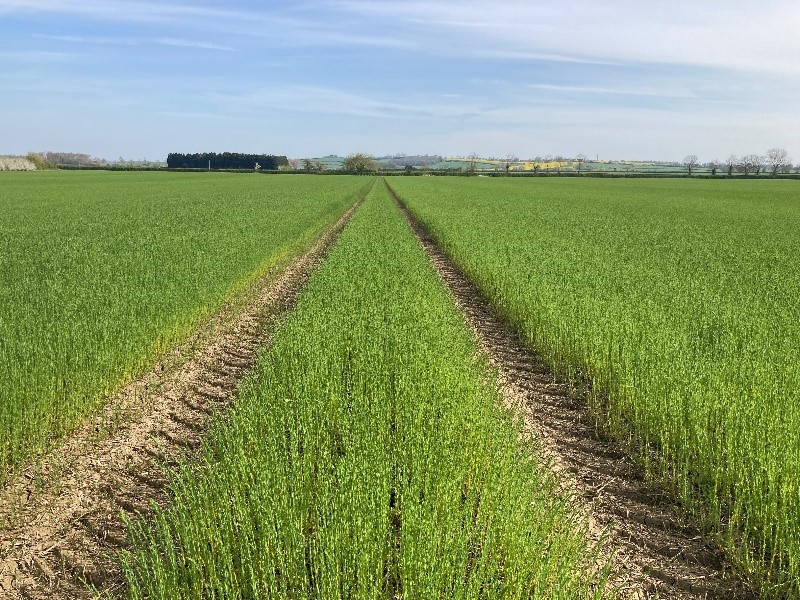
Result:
[121, 181, 607, 600]
[0, 171, 367, 477]
[390, 176, 800, 595]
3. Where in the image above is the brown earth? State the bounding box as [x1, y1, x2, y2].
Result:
[0, 200, 361, 599]
[388, 180, 756, 600]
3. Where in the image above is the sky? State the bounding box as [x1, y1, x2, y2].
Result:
[1, 0, 799, 162]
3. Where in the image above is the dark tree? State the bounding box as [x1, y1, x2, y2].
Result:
[725, 154, 737, 176]
[167, 152, 289, 170]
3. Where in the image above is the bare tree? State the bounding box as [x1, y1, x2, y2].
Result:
[315, 161, 324, 172]
[766, 147, 791, 176]
[575, 153, 587, 172]
[740, 154, 764, 175]
[725, 154, 737, 176]
[343, 153, 376, 173]
[708, 159, 720, 176]
[467, 152, 479, 175]
[739, 155, 751, 175]
[303, 158, 315, 173]
[683, 154, 699, 176]
[754, 154, 765, 175]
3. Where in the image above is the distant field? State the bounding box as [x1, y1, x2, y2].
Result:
[0, 171, 367, 476]
[428, 157, 691, 173]
[390, 176, 800, 594]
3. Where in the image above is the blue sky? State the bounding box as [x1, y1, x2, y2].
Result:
[1, 0, 799, 162]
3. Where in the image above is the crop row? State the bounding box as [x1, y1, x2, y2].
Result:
[389, 176, 800, 595]
[0, 172, 368, 477]
[120, 181, 607, 599]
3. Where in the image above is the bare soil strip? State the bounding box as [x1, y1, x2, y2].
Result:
[390, 184, 755, 600]
[0, 201, 361, 599]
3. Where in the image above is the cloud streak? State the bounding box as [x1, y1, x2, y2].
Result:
[528, 84, 696, 99]
[208, 85, 486, 121]
[0, 0, 243, 22]
[156, 38, 233, 51]
[0, 50, 82, 62]
[34, 33, 233, 51]
[9, 0, 800, 73]
[330, 0, 800, 75]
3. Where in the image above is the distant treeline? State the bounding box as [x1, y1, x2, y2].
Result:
[40, 152, 104, 166]
[167, 153, 289, 170]
[376, 154, 444, 169]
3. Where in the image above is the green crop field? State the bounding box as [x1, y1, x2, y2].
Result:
[4, 171, 799, 596]
[389, 176, 800, 594]
[0, 171, 368, 477]
[121, 181, 607, 599]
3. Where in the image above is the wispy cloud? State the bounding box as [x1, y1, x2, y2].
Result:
[10, 0, 800, 73]
[528, 83, 696, 99]
[17, 2, 412, 51]
[34, 33, 233, 51]
[33, 33, 136, 44]
[0, 50, 82, 62]
[329, 0, 800, 75]
[156, 38, 233, 51]
[470, 49, 619, 66]
[209, 85, 484, 121]
[156, 110, 237, 121]
[0, 0, 244, 22]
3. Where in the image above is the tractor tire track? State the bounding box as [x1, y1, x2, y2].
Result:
[388, 181, 754, 600]
[0, 199, 362, 599]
